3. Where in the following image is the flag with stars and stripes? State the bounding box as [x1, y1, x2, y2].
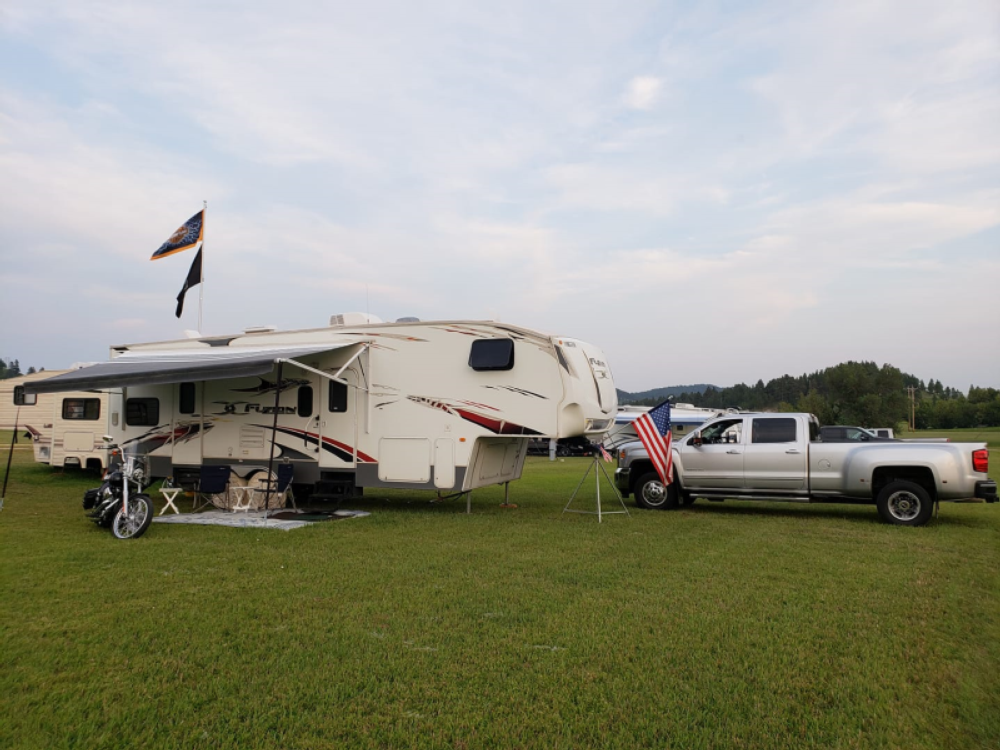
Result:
[633, 400, 673, 485]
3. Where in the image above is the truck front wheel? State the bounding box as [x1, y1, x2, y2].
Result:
[876, 480, 934, 526]
[634, 472, 678, 510]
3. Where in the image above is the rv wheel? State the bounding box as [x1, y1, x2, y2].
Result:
[634, 472, 678, 510]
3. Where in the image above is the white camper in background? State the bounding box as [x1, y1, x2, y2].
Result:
[27, 317, 617, 501]
[1, 371, 109, 470]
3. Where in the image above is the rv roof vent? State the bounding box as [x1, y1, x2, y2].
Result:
[244, 325, 277, 334]
[395, 316, 420, 323]
[329, 312, 383, 327]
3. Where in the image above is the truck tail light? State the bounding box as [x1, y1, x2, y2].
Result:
[972, 449, 988, 473]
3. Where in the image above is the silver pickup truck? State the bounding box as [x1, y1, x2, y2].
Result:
[614, 412, 997, 526]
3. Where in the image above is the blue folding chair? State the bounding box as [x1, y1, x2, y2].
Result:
[193, 465, 231, 511]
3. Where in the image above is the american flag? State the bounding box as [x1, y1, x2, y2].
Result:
[599, 444, 613, 462]
[633, 400, 673, 484]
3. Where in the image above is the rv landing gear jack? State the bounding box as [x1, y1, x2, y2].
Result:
[499, 481, 517, 509]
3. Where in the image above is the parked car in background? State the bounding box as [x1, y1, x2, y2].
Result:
[819, 426, 898, 443]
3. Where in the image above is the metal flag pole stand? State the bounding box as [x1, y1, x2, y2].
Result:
[562, 446, 629, 523]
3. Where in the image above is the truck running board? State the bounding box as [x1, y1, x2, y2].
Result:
[696, 494, 812, 503]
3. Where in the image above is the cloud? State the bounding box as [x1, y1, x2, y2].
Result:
[2, 0, 998, 390]
[623, 76, 662, 110]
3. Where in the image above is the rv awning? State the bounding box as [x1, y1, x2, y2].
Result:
[24, 343, 361, 394]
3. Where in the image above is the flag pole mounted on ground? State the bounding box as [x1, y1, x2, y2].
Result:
[150, 203, 207, 330]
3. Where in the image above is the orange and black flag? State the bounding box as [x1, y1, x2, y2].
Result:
[150, 210, 204, 260]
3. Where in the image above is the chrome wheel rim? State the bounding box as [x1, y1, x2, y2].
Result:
[887, 490, 921, 521]
[642, 480, 667, 507]
[114, 500, 148, 538]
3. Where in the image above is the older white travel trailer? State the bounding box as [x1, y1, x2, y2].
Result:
[26, 317, 617, 500]
[1, 371, 109, 470]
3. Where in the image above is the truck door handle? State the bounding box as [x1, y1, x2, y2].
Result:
[726, 450, 740, 455]
[786, 449, 801, 454]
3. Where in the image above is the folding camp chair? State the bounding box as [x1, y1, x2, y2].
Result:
[244, 463, 296, 511]
[192, 465, 232, 511]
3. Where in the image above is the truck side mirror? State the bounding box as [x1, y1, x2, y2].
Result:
[691, 431, 703, 446]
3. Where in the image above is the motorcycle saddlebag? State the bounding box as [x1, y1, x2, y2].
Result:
[82, 487, 102, 510]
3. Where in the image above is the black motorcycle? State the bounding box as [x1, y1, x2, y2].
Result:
[82, 440, 153, 539]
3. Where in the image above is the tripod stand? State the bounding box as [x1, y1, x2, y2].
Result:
[562, 449, 630, 522]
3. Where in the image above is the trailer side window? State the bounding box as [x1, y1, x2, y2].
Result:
[126, 398, 160, 426]
[752, 418, 796, 444]
[469, 339, 515, 371]
[179, 382, 196, 414]
[13, 386, 37, 406]
[298, 386, 313, 418]
[328, 381, 348, 413]
[63, 398, 101, 421]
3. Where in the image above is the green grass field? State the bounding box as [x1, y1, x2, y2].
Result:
[2, 431, 999, 749]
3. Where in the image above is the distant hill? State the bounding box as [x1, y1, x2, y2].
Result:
[617, 384, 718, 404]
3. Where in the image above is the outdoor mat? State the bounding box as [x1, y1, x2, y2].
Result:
[153, 509, 370, 531]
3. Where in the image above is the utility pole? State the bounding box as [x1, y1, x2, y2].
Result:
[907, 386, 916, 430]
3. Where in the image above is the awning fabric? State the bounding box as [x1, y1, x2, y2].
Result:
[25, 343, 360, 394]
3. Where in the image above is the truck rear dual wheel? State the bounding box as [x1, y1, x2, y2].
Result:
[876, 480, 934, 527]
[634, 472, 679, 510]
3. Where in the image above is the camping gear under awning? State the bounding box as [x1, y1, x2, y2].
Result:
[24, 343, 362, 394]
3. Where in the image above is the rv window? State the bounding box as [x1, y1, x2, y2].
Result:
[13, 386, 37, 406]
[469, 338, 515, 371]
[328, 381, 348, 413]
[126, 398, 160, 426]
[298, 386, 314, 418]
[179, 382, 196, 414]
[752, 418, 796, 444]
[63, 398, 101, 421]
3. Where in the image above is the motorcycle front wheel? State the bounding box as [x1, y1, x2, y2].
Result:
[111, 494, 154, 539]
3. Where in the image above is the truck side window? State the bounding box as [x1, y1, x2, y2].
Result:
[179, 382, 196, 415]
[469, 339, 515, 371]
[700, 418, 743, 444]
[752, 418, 796, 444]
[126, 398, 160, 426]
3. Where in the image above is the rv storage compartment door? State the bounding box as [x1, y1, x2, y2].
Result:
[434, 439, 456, 490]
[65, 431, 94, 452]
[466, 438, 527, 490]
[379, 438, 431, 483]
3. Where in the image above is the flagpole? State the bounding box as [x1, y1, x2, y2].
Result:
[199, 200, 206, 334]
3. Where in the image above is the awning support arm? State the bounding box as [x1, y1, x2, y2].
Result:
[278, 344, 370, 390]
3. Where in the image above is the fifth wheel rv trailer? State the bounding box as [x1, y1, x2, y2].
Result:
[1, 370, 109, 470]
[26, 317, 617, 501]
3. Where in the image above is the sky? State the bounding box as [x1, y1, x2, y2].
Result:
[1, 0, 998, 393]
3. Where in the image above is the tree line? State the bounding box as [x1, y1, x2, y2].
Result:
[624, 360, 1000, 429]
[0, 358, 41, 379]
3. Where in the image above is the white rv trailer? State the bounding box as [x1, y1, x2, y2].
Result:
[1, 371, 109, 470]
[26, 317, 617, 499]
[603, 403, 729, 450]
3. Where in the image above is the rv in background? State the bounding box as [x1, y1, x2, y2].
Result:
[1, 370, 109, 471]
[604, 403, 730, 449]
[27, 316, 616, 499]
